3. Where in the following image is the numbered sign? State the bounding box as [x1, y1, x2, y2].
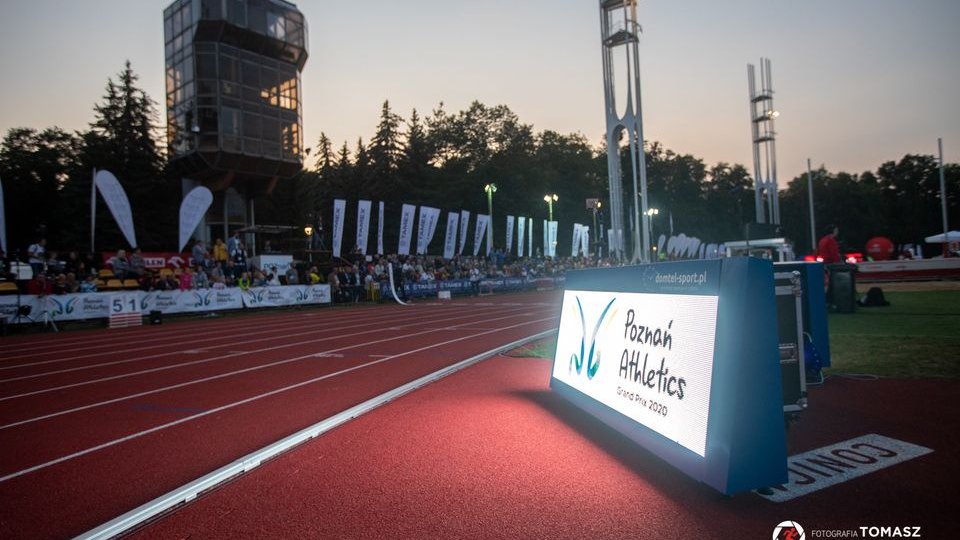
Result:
[109, 292, 142, 328]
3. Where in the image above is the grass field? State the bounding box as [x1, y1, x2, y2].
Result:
[516, 285, 960, 379]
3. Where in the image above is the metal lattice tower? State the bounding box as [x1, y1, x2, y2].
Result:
[747, 58, 780, 224]
[599, 0, 650, 262]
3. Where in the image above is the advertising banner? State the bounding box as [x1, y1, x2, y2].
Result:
[0, 175, 6, 254]
[458, 210, 470, 255]
[1, 295, 44, 324]
[398, 204, 416, 255]
[102, 251, 191, 270]
[332, 199, 346, 258]
[505, 215, 515, 254]
[443, 212, 459, 260]
[178, 186, 214, 252]
[517, 216, 525, 258]
[571, 224, 582, 257]
[377, 201, 384, 256]
[94, 170, 138, 249]
[416, 206, 441, 255]
[356, 200, 372, 255]
[528, 217, 533, 257]
[473, 214, 489, 256]
[547, 221, 559, 257]
[141, 288, 244, 314]
[580, 225, 590, 256]
[543, 220, 549, 257]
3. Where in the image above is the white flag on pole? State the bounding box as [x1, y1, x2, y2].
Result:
[580, 225, 590, 256]
[473, 214, 489, 256]
[528, 218, 533, 257]
[443, 212, 459, 260]
[178, 186, 213, 252]
[543, 220, 548, 257]
[517, 216, 525, 257]
[0, 176, 7, 254]
[505, 215, 515, 254]
[398, 203, 416, 255]
[94, 170, 138, 248]
[547, 221, 559, 257]
[458, 210, 470, 255]
[416, 206, 441, 254]
[571, 224, 582, 257]
[377, 201, 384, 255]
[332, 199, 346, 258]
[356, 200, 372, 255]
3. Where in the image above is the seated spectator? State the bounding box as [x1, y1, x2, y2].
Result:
[266, 265, 281, 286]
[62, 251, 82, 275]
[79, 273, 98, 293]
[237, 271, 252, 291]
[26, 273, 53, 296]
[252, 270, 267, 287]
[53, 273, 69, 295]
[286, 265, 300, 285]
[193, 266, 209, 289]
[113, 249, 131, 280]
[64, 272, 79, 293]
[211, 275, 226, 290]
[46, 251, 64, 275]
[129, 248, 146, 277]
[179, 267, 193, 291]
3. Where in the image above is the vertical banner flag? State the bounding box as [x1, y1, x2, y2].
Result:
[94, 170, 138, 248]
[548, 221, 559, 257]
[458, 210, 470, 255]
[332, 199, 346, 258]
[178, 186, 214, 252]
[377, 201, 385, 255]
[580, 225, 590, 256]
[398, 203, 416, 255]
[505, 215, 515, 254]
[543, 220, 549, 257]
[356, 200, 372, 255]
[0, 176, 6, 254]
[571, 224, 582, 257]
[473, 214, 489, 256]
[416, 206, 441, 255]
[443, 212, 459, 259]
[528, 217, 533, 257]
[517, 216, 526, 257]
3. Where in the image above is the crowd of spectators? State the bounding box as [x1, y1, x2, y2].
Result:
[2, 237, 613, 301]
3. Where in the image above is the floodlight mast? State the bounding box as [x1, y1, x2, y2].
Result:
[599, 0, 650, 263]
[748, 58, 780, 224]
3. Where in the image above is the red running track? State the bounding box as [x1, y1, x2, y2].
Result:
[0, 291, 561, 539]
[131, 356, 958, 539]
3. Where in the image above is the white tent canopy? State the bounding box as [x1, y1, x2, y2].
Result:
[924, 231, 960, 243]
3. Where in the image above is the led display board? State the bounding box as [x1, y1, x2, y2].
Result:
[551, 258, 788, 495]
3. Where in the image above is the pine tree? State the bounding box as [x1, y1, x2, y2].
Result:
[368, 100, 403, 200]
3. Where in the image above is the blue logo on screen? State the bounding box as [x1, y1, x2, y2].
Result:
[570, 296, 617, 380]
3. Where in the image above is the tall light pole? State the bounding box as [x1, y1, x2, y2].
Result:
[303, 225, 314, 262]
[485, 183, 497, 252]
[806, 159, 817, 254]
[544, 193, 558, 221]
[646, 208, 658, 260]
[592, 200, 602, 244]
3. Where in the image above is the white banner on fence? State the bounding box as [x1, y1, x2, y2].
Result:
[178, 186, 213, 253]
[517, 216, 525, 258]
[356, 200, 372, 255]
[377, 201, 384, 255]
[0, 175, 6, 254]
[398, 203, 416, 255]
[141, 288, 245, 315]
[458, 210, 470, 255]
[473, 214, 489, 256]
[1, 294, 43, 324]
[505, 215, 515, 254]
[571, 224, 582, 257]
[580, 225, 589, 256]
[416, 206, 440, 255]
[543, 220, 549, 257]
[332, 199, 346, 258]
[95, 170, 138, 249]
[547, 221, 558, 257]
[443, 211, 459, 259]
[528, 218, 533, 257]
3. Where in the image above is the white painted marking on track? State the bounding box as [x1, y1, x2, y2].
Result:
[0, 315, 558, 483]
[311, 353, 344, 358]
[755, 434, 933, 502]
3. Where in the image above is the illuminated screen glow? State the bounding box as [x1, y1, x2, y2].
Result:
[552, 289, 719, 457]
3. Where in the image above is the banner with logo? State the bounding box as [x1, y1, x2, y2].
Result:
[377, 201, 384, 255]
[0, 175, 7, 254]
[416, 206, 440, 255]
[102, 251, 191, 270]
[398, 203, 416, 255]
[458, 210, 470, 255]
[178, 186, 213, 253]
[94, 170, 138, 249]
[356, 200, 372, 255]
[580, 225, 590, 256]
[547, 221, 559, 257]
[0, 294, 43, 324]
[443, 211, 459, 260]
[141, 288, 245, 314]
[473, 214, 489, 256]
[505, 215, 515, 254]
[528, 218, 533, 257]
[572, 224, 583, 257]
[332, 199, 346, 258]
[517, 216, 525, 258]
[543, 220, 549, 258]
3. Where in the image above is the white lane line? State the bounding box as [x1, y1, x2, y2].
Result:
[0, 305, 539, 402]
[0, 316, 557, 483]
[77, 328, 555, 540]
[0, 309, 554, 429]
[0, 303, 510, 382]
